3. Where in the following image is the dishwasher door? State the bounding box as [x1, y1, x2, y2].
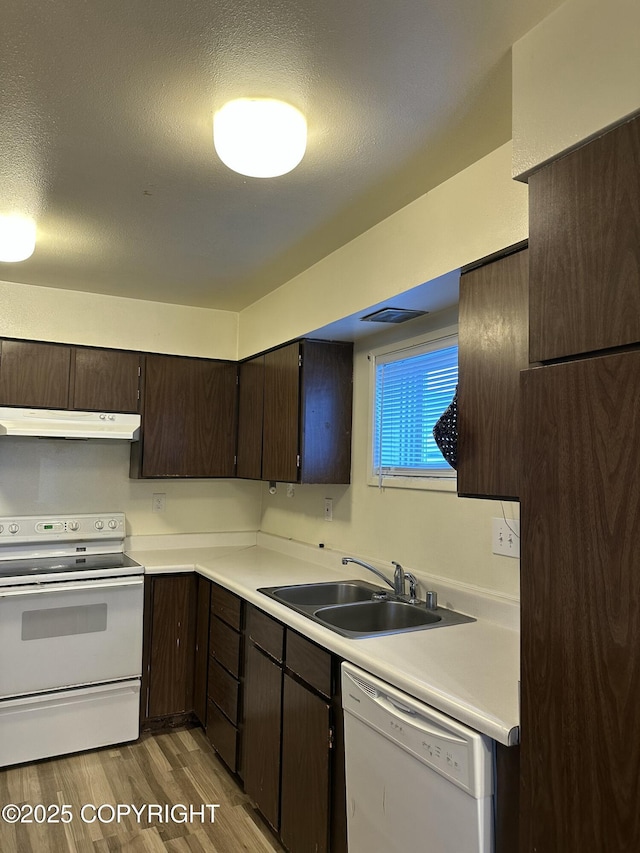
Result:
[341, 662, 494, 853]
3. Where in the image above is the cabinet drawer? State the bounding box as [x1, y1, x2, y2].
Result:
[208, 656, 239, 723]
[286, 630, 333, 699]
[211, 584, 242, 630]
[210, 616, 241, 678]
[246, 606, 284, 663]
[206, 700, 238, 773]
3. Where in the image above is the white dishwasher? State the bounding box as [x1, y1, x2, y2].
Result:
[341, 662, 494, 853]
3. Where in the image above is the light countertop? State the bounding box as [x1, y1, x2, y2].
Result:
[128, 533, 520, 746]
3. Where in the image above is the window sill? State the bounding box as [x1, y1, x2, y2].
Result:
[367, 475, 457, 493]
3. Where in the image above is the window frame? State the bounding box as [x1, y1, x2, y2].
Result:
[367, 328, 458, 492]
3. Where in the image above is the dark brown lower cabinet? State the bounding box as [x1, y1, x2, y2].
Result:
[193, 575, 211, 726]
[205, 584, 243, 772]
[242, 640, 283, 831]
[242, 605, 346, 853]
[520, 350, 640, 852]
[142, 574, 196, 724]
[281, 674, 331, 853]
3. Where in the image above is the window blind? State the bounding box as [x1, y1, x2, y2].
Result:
[373, 342, 458, 475]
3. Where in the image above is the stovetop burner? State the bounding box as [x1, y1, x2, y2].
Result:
[0, 512, 143, 586]
[0, 552, 141, 580]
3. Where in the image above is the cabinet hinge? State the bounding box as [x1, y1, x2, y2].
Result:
[298, 354, 302, 368]
[328, 726, 334, 750]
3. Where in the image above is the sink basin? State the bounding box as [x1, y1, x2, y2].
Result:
[316, 600, 441, 634]
[258, 580, 475, 638]
[268, 580, 380, 607]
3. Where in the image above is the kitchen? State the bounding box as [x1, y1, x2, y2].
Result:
[1, 0, 639, 851]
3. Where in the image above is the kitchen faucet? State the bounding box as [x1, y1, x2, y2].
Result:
[341, 556, 406, 597]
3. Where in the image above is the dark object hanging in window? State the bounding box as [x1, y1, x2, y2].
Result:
[432, 386, 458, 470]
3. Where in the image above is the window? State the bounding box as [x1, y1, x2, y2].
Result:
[370, 333, 458, 486]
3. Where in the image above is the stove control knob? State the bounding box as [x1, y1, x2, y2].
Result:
[0, 524, 4, 534]
[8, 523, 19, 534]
[108, 519, 118, 529]
[68, 521, 80, 531]
[99, 413, 107, 420]
[95, 520, 104, 530]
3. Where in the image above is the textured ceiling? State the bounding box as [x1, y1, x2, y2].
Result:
[0, 0, 560, 311]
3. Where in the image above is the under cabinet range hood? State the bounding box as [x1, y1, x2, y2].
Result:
[0, 407, 141, 440]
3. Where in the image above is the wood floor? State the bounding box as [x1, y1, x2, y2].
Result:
[0, 727, 285, 853]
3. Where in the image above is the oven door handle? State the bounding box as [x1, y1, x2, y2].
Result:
[0, 577, 144, 597]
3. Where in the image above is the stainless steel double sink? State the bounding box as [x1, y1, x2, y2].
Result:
[258, 580, 474, 638]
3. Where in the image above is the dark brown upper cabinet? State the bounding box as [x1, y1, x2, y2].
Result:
[236, 354, 265, 480]
[0, 338, 141, 413]
[237, 339, 353, 484]
[262, 342, 302, 483]
[529, 114, 640, 362]
[71, 347, 141, 412]
[457, 248, 529, 500]
[0, 339, 72, 408]
[131, 353, 237, 478]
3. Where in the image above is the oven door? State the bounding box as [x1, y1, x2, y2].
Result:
[0, 576, 144, 698]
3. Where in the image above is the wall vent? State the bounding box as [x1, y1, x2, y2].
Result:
[360, 307, 428, 324]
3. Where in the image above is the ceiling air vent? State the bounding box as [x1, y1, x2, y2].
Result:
[360, 307, 428, 324]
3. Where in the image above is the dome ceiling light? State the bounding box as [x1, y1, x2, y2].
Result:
[0, 214, 37, 263]
[213, 98, 307, 178]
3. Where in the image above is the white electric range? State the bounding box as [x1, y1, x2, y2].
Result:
[0, 512, 144, 767]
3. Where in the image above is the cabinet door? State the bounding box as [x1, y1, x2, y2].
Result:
[299, 340, 353, 484]
[457, 249, 529, 499]
[529, 114, 640, 362]
[242, 642, 283, 831]
[72, 348, 140, 412]
[193, 575, 211, 726]
[147, 574, 196, 719]
[262, 342, 300, 483]
[140, 354, 237, 477]
[280, 674, 331, 853]
[0, 340, 70, 408]
[520, 351, 640, 851]
[236, 355, 264, 479]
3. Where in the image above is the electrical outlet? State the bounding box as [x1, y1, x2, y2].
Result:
[492, 517, 520, 558]
[324, 498, 333, 522]
[152, 493, 166, 513]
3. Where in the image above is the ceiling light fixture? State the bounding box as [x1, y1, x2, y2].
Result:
[213, 98, 307, 178]
[0, 214, 37, 262]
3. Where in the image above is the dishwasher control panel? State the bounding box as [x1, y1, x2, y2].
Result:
[418, 729, 469, 784]
[341, 662, 493, 798]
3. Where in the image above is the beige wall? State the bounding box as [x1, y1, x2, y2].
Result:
[238, 142, 528, 359]
[0, 0, 634, 569]
[0, 280, 253, 535]
[259, 308, 520, 599]
[0, 437, 262, 537]
[0, 142, 524, 588]
[0, 279, 238, 360]
[512, 0, 640, 179]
